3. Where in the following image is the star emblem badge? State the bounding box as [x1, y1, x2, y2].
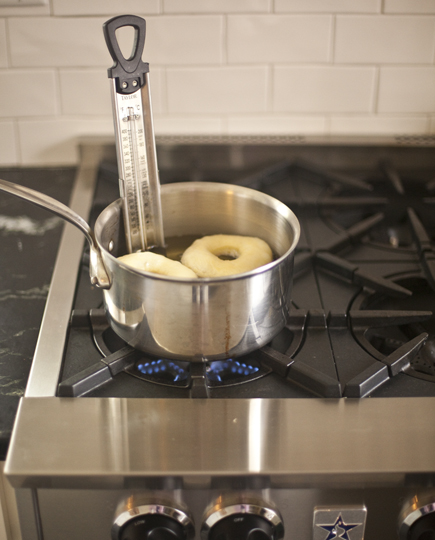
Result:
[317, 513, 359, 540]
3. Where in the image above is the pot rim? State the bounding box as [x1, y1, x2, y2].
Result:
[95, 181, 301, 284]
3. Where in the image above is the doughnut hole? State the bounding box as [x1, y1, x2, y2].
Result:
[215, 248, 239, 261]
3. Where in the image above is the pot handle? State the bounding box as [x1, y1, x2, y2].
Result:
[0, 178, 111, 289]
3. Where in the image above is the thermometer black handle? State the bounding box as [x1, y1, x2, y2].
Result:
[103, 14, 149, 94]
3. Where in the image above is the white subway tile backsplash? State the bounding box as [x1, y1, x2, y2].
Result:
[10, 16, 223, 68]
[273, 66, 376, 113]
[167, 67, 268, 113]
[53, 0, 159, 16]
[378, 67, 435, 113]
[275, 0, 381, 13]
[164, 0, 271, 13]
[9, 17, 111, 67]
[0, 70, 57, 116]
[144, 68, 164, 114]
[0, 7, 433, 165]
[0, 4, 49, 16]
[145, 16, 223, 65]
[0, 121, 17, 165]
[59, 70, 112, 116]
[384, 0, 435, 14]
[227, 15, 331, 64]
[154, 115, 223, 134]
[335, 15, 435, 64]
[227, 115, 326, 134]
[0, 20, 8, 67]
[59, 68, 164, 116]
[18, 118, 113, 165]
[330, 115, 428, 134]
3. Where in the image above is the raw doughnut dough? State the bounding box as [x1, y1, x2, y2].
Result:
[181, 234, 273, 278]
[118, 251, 197, 278]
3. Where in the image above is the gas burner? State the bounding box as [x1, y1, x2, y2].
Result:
[89, 312, 267, 390]
[351, 274, 435, 383]
[126, 357, 263, 389]
[62, 308, 357, 397]
[205, 358, 261, 386]
[133, 358, 190, 387]
[62, 305, 431, 399]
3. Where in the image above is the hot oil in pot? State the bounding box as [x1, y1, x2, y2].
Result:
[115, 235, 239, 260]
[164, 235, 202, 262]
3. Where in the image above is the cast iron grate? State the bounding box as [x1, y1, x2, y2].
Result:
[57, 306, 430, 399]
[58, 159, 435, 399]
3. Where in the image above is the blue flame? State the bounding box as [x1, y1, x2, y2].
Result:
[207, 359, 259, 383]
[136, 357, 261, 387]
[137, 359, 189, 383]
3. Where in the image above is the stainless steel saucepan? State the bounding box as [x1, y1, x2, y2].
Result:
[0, 179, 300, 361]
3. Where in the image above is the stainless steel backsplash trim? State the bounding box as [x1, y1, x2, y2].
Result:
[155, 134, 435, 147]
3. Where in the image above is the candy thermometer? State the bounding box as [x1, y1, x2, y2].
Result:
[103, 15, 164, 253]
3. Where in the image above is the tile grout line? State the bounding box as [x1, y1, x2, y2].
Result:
[330, 14, 336, 64]
[161, 66, 168, 115]
[372, 65, 380, 114]
[54, 66, 63, 116]
[267, 64, 273, 114]
[13, 117, 22, 165]
[222, 13, 227, 65]
[4, 17, 11, 69]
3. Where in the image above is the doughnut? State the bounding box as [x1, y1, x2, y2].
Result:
[181, 234, 273, 278]
[118, 251, 197, 278]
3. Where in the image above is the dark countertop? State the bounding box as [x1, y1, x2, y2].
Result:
[0, 167, 75, 460]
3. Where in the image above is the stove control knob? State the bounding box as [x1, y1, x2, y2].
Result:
[112, 497, 194, 540]
[201, 497, 284, 540]
[399, 493, 435, 540]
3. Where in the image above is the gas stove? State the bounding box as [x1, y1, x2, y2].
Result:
[5, 137, 435, 540]
[59, 140, 435, 400]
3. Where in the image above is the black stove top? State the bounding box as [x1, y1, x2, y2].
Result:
[58, 145, 435, 400]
